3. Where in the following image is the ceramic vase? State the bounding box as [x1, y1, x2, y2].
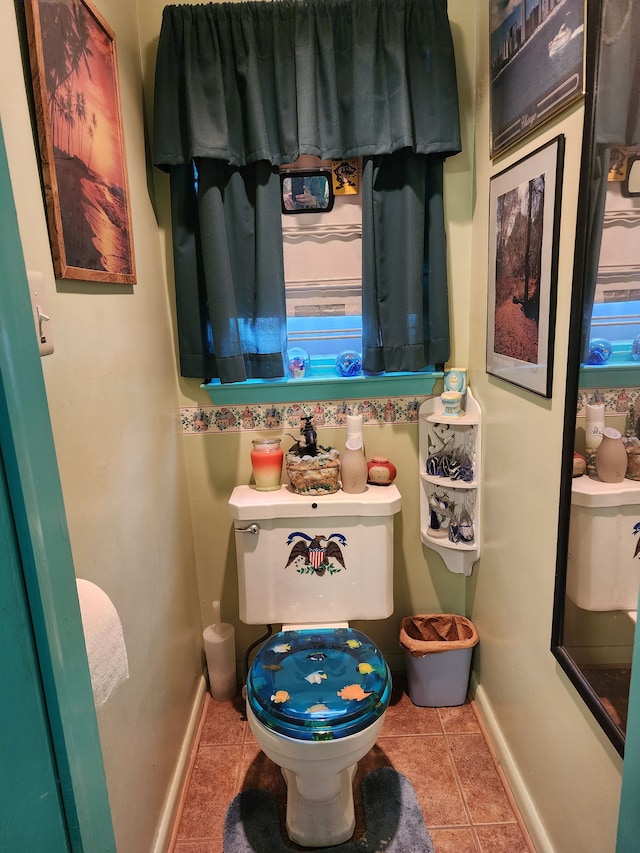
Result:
[250, 438, 283, 491]
[341, 446, 368, 493]
[595, 427, 627, 483]
[367, 456, 397, 486]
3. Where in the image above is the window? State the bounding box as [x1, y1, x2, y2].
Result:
[584, 170, 640, 370]
[282, 157, 363, 370]
[581, 166, 640, 386]
[198, 154, 442, 402]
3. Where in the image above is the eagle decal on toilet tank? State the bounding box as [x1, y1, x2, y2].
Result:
[633, 522, 640, 559]
[284, 532, 347, 576]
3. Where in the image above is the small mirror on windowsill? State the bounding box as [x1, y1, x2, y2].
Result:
[281, 169, 334, 214]
[622, 155, 640, 197]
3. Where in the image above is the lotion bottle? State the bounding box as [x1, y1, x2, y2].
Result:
[341, 414, 368, 493]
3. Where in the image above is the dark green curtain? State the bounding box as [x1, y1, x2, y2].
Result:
[153, 0, 461, 382]
[362, 151, 449, 372]
[168, 161, 287, 382]
[581, 0, 640, 359]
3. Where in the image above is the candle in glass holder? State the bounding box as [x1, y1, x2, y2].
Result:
[250, 438, 283, 491]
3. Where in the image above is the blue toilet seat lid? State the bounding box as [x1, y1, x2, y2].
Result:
[247, 627, 392, 741]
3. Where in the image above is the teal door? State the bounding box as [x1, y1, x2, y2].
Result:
[0, 453, 70, 849]
[617, 584, 640, 849]
[0, 120, 115, 850]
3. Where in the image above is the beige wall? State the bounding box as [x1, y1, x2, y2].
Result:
[0, 0, 627, 850]
[467, 4, 623, 852]
[1, 3, 202, 851]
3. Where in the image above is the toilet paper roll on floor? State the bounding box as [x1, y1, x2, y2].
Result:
[204, 600, 237, 701]
[76, 579, 129, 708]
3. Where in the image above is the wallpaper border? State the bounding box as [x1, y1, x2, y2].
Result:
[180, 394, 430, 434]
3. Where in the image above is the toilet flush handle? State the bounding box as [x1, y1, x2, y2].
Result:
[236, 523, 259, 535]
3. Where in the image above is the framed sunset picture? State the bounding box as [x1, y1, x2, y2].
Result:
[25, 0, 136, 283]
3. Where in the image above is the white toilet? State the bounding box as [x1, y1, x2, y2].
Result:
[228, 483, 401, 848]
[567, 475, 640, 611]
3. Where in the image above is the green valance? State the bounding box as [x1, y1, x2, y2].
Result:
[154, 0, 461, 169]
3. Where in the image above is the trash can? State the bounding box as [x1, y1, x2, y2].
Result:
[399, 614, 478, 707]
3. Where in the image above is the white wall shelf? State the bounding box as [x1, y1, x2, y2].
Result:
[419, 387, 481, 576]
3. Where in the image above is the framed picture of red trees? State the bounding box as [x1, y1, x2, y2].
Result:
[25, 0, 136, 283]
[487, 135, 564, 397]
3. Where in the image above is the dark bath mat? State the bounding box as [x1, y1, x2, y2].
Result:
[223, 766, 434, 852]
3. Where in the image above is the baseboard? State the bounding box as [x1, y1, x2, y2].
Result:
[152, 675, 208, 853]
[471, 676, 554, 853]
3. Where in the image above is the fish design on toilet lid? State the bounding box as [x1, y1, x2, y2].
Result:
[247, 627, 392, 741]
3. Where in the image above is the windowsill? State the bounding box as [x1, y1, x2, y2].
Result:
[579, 341, 640, 389]
[202, 366, 443, 405]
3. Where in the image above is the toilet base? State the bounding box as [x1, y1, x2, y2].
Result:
[247, 703, 385, 848]
[282, 763, 357, 847]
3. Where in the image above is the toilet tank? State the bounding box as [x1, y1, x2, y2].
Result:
[229, 485, 401, 625]
[567, 476, 640, 611]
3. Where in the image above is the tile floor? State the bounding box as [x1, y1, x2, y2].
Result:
[169, 677, 534, 853]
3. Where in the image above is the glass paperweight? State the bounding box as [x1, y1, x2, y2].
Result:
[586, 338, 613, 365]
[632, 335, 640, 362]
[335, 350, 362, 376]
[287, 347, 311, 378]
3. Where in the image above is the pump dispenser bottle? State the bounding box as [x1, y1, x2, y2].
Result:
[341, 414, 368, 493]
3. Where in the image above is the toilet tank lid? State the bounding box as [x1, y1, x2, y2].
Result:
[228, 484, 401, 520]
[571, 475, 640, 508]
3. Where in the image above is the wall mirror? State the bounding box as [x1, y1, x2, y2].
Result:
[280, 169, 334, 214]
[552, 0, 640, 758]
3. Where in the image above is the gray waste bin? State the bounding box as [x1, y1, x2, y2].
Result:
[399, 614, 478, 707]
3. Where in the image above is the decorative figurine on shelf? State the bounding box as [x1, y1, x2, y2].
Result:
[448, 510, 460, 543]
[426, 439, 474, 482]
[440, 390, 464, 418]
[367, 457, 397, 486]
[288, 415, 320, 457]
[572, 452, 587, 477]
[335, 350, 362, 376]
[285, 415, 341, 495]
[458, 507, 475, 543]
[341, 414, 368, 494]
[287, 347, 311, 378]
[586, 338, 613, 365]
[585, 402, 605, 478]
[625, 438, 640, 481]
[428, 492, 453, 539]
[444, 368, 467, 398]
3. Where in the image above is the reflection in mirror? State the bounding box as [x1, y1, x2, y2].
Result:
[622, 156, 640, 198]
[281, 170, 334, 214]
[553, 0, 640, 758]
